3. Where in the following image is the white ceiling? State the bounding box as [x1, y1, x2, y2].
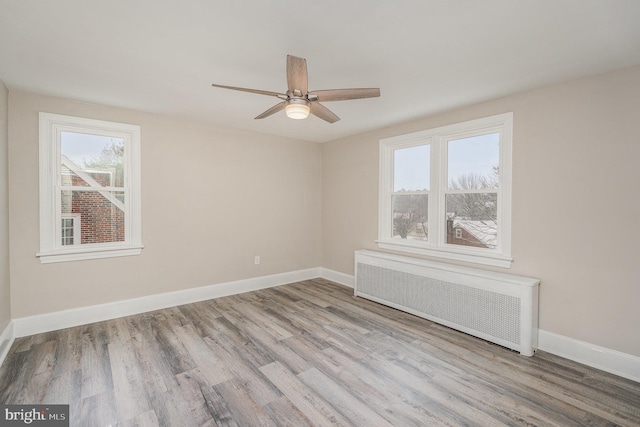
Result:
[1, 1, 639, 143]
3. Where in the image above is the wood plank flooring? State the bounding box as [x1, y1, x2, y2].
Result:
[1, 279, 639, 426]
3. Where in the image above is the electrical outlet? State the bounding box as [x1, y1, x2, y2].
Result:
[254, 256, 260, 265]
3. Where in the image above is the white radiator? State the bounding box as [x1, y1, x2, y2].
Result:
[354, 250, 540, 356]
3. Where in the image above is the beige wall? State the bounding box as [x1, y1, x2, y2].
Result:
[5, 66, 640, 359]
[0, 80, 9, 332]
[8, 91, 322, 318]
[322, 65, 640, 357]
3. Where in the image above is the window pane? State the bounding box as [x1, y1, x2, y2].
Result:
[448, 133, 499, 190]
[61, 190, 125, 244]
[61, 132, 124, 187]
[394, 144, 430, 191]
[61, 168, 91, 187]
[392, 194, 428, 240]
[61, 218, 75, 246]
[446, 193, 497, 249]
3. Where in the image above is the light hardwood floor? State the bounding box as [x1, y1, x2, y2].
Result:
[1, 279, 639, 426]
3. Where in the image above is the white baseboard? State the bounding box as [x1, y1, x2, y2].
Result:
[7, 266, 640, 384]
[13, 267, 321, 338]
[319, 268, 354, 288]
[538, 329, 640, 383]
[0, 320, 15, 368]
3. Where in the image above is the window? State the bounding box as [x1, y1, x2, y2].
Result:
[378, 113, 513, 268]
[455, 228, 463, 240]
[38, 113, 142, 263]
[61, 214, 81, 246]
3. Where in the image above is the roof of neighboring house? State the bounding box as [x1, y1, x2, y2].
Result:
[453, 219, 497, 249]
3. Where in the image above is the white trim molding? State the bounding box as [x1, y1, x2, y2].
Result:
[538, 329, 640, 383]
[13, 268, 320, 338]
[319, 267, 354, 288]
[0, 321, 15, 368]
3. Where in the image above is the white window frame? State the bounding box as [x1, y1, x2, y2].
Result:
[61, 213, 81, 246]
[455, 228, 463, 239]
[377, 112, 513, 268]
[37, 113, 143, 263]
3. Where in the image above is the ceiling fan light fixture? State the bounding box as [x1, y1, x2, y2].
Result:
[285, 99, 310, 120]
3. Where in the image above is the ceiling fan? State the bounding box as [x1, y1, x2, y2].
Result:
[211, 55, 380, 123]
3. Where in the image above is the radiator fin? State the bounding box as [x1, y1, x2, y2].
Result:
[357, 263, 521, 344]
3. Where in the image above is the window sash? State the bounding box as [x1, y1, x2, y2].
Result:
[56, 188, 128, 249]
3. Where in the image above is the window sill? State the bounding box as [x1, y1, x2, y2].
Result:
[36, 244, 144, 264]
[376, 240, 513, 268]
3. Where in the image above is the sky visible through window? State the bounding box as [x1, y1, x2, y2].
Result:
[393, 132, 499, 191]
[61, 132, 123, 167]
[448, 133, 499, 187]
[394, 144, 430, 191]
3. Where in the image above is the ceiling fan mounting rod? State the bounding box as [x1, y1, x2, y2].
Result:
[287, 97, 310, 106]
[285, 90, 308, 101]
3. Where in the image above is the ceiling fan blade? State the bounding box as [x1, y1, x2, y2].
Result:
[212, 83, 285, 98]
[254, 101, 286, 119]
[308, 88, 380, 102]
[309, 102, 340, 123]
[286, 55, 308, 95]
